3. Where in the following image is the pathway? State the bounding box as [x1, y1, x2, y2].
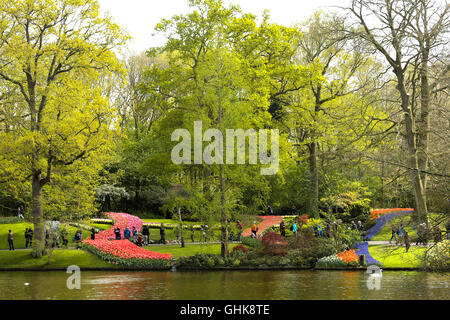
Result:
[241, 216, 284, 238]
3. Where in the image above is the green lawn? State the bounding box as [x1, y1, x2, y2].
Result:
[144, 243, 240, 258]
[371, 213, 445, 241]
[0, 249, 118, 269]
[369, 245, 426, 268]
[142, 219, 204, 226]
[0, 222, 94, 250]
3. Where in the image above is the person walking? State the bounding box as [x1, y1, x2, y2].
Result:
[251, 222, 258, 238]
[404, 231, 411, 253]
[25, 227, 34, 249]
[357, 221, 364, 233]
[132, 226, 138, 243]
[75, 230, 82, 249]
[142, 225, 150, 245]
[292, 221, 298, 237]
[159, 224, 166, 245]
[390, 225, 398, 244]
[114, 227, 121, 240]
[25, 227, 30, 249]
[8, 230, 14, 251]
[397, 224, 405, 245]
[280, 220, 286, 237]
[17, 206, 24, 219]
[90, 228, 96, 240]
[416, 223, 427, 246]
[60, 226, 68, 247]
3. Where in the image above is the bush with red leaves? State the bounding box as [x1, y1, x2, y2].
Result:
[261, 232, 288, 256]
[232, 244, 249, 254]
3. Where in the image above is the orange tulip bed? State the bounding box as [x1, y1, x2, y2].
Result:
[370, 208, 414, 220]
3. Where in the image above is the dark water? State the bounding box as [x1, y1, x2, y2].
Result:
[0, 270, 448, 300]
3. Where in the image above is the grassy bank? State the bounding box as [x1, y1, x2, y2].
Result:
[0, 249, 120, 270]
[369, 245, 426, 268]
[0, 222, 94, 250]
[143, 243, 240, 258]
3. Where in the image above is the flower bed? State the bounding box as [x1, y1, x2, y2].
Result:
[84, 239, 173, 268]
[94, 212, 143, 240]
[354, 242, 381, 266]
[337, 249, 359, 266]
[83, 212, 173, 269]
[316, 254, 347, 268]
[365, 209, 414, 240]
[370, 208, 414, 220]
[316, 249, 359, 268]
[242, 216, 284, 237]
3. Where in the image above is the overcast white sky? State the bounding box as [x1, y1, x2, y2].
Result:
[97, 0, 347, 54]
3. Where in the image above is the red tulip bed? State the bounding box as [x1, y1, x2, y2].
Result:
[242, 216, 284, 238]
[83, 212, 173, 269]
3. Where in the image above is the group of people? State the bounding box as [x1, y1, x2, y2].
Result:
[390, 222, 445, 253]
[114, 226, 145, 246]
[7, 227, 34, 251]
[278, 218, 334, 239]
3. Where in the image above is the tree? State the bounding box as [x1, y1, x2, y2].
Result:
[0, 0, 127, 257]
[347, 0, 450, 223]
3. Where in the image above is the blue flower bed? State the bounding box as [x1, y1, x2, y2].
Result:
[354, 242, 381, 266]
[364, 210, 413, 240]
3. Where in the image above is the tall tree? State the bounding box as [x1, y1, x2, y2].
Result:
[0, 0, 127, 257]
[348, 0, 449, 223]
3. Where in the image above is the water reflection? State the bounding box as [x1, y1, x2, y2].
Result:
[0, 270, 448, 300]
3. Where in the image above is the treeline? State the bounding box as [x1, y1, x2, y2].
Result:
[0, 0, 448, 258]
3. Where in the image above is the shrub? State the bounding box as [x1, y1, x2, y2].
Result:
[348, 200, 371, 219]
[311, 237, 337, 260]
[288, 230, 314, 252]
[261, 232, 288, 256]
[241, 236, 263, 249]
[232, 244, 249, 254]
[425, 240, 450, 271]
[0, 217, 23, 224]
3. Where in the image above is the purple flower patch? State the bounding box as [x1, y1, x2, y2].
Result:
[354, 241, 381, 265]
[364, 210, 413, 240]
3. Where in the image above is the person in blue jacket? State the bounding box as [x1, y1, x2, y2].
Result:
[124, 227, 131, 240]
[292, 222, 297, 236]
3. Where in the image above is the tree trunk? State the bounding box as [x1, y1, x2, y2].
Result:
[220, 163, 229, 258]
[381, 159, 385, 208]
[398, 75, 428, 224]
[308, 142, 319, 217]
[417, 52, 430, 192]
[178, 207, 185, 248]
[31, 173, 45, 258]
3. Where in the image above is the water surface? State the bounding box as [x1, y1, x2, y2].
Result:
[0, 270, 448, 300]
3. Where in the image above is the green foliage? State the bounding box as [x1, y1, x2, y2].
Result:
[241, 236, 263, 249]
[425, 240, 450, 271]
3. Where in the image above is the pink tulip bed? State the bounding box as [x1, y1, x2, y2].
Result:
[83, 212, 173, 269]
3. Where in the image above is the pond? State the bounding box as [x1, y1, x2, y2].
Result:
[0, 270, 448, 300]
